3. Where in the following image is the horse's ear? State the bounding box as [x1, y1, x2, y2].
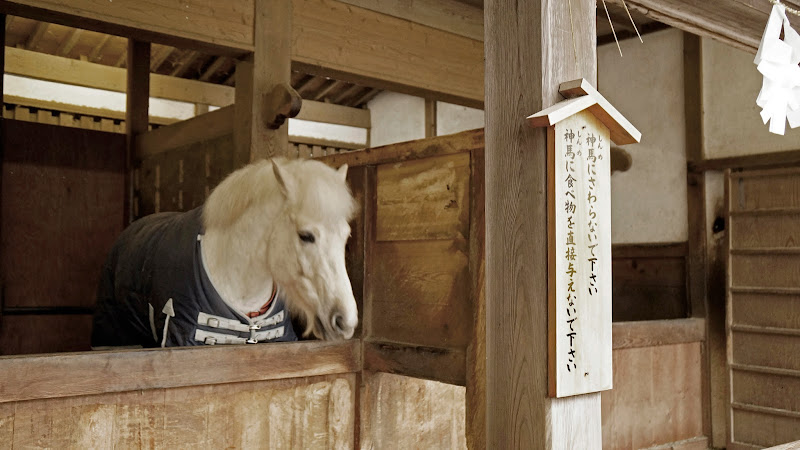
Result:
[337, 164, 348, 182]
[272, 160, 295, 199]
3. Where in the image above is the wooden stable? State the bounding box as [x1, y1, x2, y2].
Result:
[0, 0, 799, 449]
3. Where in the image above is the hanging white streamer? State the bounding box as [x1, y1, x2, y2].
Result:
[755, 3, 800, 135]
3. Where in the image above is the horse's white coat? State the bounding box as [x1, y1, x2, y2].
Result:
[201, 158, 358, 340]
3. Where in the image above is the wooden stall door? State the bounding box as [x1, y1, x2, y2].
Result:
[726, 167, 800, 449]
[0, 120, 126, 355]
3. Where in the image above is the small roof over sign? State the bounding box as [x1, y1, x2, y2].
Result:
[527, 78, 642, 145]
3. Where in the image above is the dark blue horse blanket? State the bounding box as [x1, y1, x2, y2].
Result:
[91, 207, 297, 348]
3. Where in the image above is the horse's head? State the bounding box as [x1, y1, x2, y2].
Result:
[267, 159, 359, 340]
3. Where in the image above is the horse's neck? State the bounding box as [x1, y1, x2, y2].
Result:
[200, 218, 275, 315]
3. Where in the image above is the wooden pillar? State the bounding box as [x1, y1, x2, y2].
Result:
[125, 39, 150, 223]
[234, 0, 292, 166]
[484, 1, 599, 448]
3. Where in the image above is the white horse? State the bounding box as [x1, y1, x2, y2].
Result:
[91, 158, 358, 347]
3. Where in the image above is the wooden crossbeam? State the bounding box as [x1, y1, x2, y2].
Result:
[5, 46, 234, 106]
[56, 28, 81, 56]
[331, 83, 363, 104]
[114, 49, 126, 68]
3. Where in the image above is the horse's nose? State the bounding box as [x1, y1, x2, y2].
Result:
[331, 311, 355, 339]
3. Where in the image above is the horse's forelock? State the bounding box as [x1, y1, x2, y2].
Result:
[289, 160, 358, 223]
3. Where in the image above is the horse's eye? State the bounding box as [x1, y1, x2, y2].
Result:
[298, 231, 316, 244]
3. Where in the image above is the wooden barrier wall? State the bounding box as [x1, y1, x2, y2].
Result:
[727, 167, 800, 449]
[0, 119, 125, 355]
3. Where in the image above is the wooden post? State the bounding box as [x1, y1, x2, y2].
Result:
[125, 39, 150, 223]
[425, 99, 437, 138]
[233, 0, 292, 166]
[484, 0, 600, 448]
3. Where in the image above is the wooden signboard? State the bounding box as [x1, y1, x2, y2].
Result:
[529, 79, 641, 398]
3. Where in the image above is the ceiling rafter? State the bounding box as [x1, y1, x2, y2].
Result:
[56, 28, 82, 56]
[313, 79, 343, 101]
[25, 22, 49, 50]
[87, 34, 111, 62]
[199, 56, 227, 82]
[349, 87, 381, 107]
[150, 45, 174, 72]
[169, 50, 199, 78]
[332, 84, 364, 104]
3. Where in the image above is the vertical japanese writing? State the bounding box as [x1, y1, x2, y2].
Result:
[586, 132, 602, 322]
[564, 128, 579, 373]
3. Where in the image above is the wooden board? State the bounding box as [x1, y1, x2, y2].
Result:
[730, 210, 800, 249]
[367, 239, 470, 348]
[2, 373, 354, 448]
[730, 252, 800, 289]
[1, 120, 124, 313]
[376, 153, 470, 241]
[601, 342, 704, 449]
[0, 340, 360, 403]
[359, 372, 466, 450]
[548, 111, 613, 398]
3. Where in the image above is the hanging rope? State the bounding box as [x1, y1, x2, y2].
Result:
[770, 0, 800, 17]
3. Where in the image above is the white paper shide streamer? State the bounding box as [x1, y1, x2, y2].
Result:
[755, 3, 800, 135]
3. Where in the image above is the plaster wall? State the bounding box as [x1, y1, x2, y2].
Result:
[599, 28, 688, 244]
[703, 37, 800, 158]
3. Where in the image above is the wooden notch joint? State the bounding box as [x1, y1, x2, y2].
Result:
[262, 83, 302, 130]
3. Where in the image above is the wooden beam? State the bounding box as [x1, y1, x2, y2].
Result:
[169, 50, 199, 78]
[349, 87, 381, 107]
[604, 0, 796, 54]
[689, 149, 800, 172]
[338, 0, 484, 41]
[4, 46, 234, 106]
[485, 0, 599, 447]
[135, 105, 234, 158]
[0, 0, 254, 56]
[331, 84, 364, 105]
[199, 56, 227, 82]
[149, 44, 173, 71]
[292, 0, 484, 109]
[288, 134, 363, 151]
[114, 49, 126, 68]
[296, 98, 371, 128]
[0, 340, 360, 403]
[362, 340, 466, 386]
[125, 39, 150, 224]
[24, 20, 46, 49]
[425, 99, 437, 138]
[611, 318, 706, 349]
[87, 33, 111, 62]
[55, 27, 81, 56]
[313, 79, 343, 101]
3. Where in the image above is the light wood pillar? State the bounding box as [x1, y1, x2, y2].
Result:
[234, 0, 292, 166]
[484, 0, 600, 448]
[125, 39, 150, 223]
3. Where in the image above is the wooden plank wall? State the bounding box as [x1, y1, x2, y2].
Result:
[0, 373, 355, 448]
[0, 119, 125, 355]
[727, 167, 800, 449]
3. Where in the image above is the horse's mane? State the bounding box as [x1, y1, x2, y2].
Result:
[203, 158, 357, 231]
